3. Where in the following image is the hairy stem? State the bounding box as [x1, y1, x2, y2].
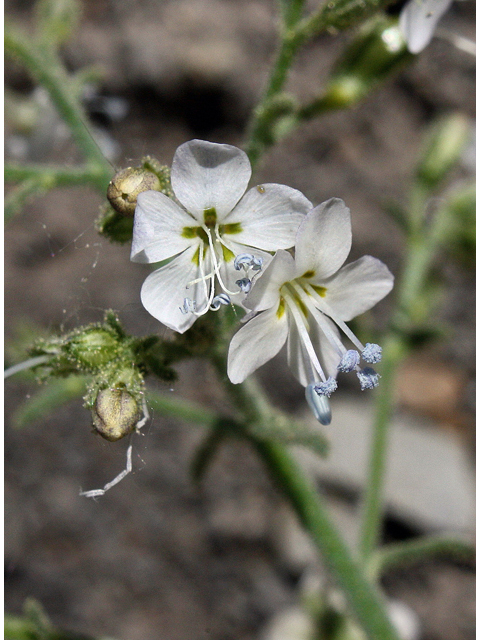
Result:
[254, 439, 401, 640]
[5, 28, 112, 191]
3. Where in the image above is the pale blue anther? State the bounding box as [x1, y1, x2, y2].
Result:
[337, 350, 360, 373]
[313, 377, 338, 398]
[362, 343, 382, 364]
[236, 278, 252, 293]
[179, 297, 196, 314]
[210, 293, 231, 310]
[251, 256, 263, 271]
[234, 254, 255, 271]
[305, 383, 332, 426]
[357, 367, 380, 390]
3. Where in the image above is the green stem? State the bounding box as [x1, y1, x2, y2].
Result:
[208, 346, 399, 640]
[254, 440, 401, 640]
[5, 163, 109, 188]
[245, 0, 395, 166]
[368, 535, 475, 579]
[147, 389, 219, 427]
[358, 333, 405, 561]
[295, 0, 395, 41]
[245, 30, 302, 168]
[359, 186, 454, 562]
[5, 28, 112, 190]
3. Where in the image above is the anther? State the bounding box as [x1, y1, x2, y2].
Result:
[179, 297, 196, 314]
[313, 377, 338, 398]
[357, 367, 381, 390]
[251, 256, 263, 271]
[210, 293, 231, 310]
[362, 343, 382, 364]
[305, 383, 332, 425]
[234, 254, 255, 270]
[236, 278, 252, 293]
[337, 350, 360, 373]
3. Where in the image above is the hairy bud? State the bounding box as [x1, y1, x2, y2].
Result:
[107, 167, 161, 216]
[92, 387, 140, 441]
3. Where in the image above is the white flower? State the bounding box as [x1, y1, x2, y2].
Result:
[227, 198, 394, 399]
[131, 139, 312, 333]
[399, 0, 453, 53]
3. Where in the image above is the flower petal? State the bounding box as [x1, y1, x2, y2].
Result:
[171, 139, 251, 220]
[223, 184, 312, 250]
[400, 0, 452, 54]
[295, 198, 352, 281]
[227, 304, 288, 384]
[244, 249, 296, 312]
[131, 190, 196, 263]
[323, 255, 394, 321]
[140, 244, 208, 333]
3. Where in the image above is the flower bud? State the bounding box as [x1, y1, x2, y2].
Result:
[92, 387, 140, 441]
[107, 167, 161, 216]
[68, 328, 119, 369]
[312, 17, 412, 111]
[416, 114, 471, 189]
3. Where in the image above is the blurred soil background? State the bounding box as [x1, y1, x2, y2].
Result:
[5, 1, 475, 639]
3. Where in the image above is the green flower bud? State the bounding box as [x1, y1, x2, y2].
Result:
[107, 167, 161, 216]
[92, 387, 140, 441]
[309, 17, 412, 113]
[416, 114, 471, 189]
[67, 328, 119, 369]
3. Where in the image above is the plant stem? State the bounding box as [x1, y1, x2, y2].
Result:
[245, 30, 302, 168]
[5, 28, 112, 191]
[147, 389, 218, 427]
[5, 163, 109, 188]
[253, 440, 401, 640]
[368, 534, 475, 579]
[358, 333, 405, 561]
[208, 344, 400, 640]
[358, 185, 454, 562]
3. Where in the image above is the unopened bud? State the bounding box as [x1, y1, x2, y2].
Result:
[416, 114, 471, 189]
[68, 328, 119, 369]
[309, 17, 412, 113]
[92, 387, 140, 441]
[107, 167, 161, 216]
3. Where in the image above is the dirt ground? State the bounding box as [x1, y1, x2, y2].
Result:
[5, 1, 475, 639]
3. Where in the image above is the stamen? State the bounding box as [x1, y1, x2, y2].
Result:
[362, 343, 382, 364]
[192, 249, 216, 317]
[284, 293, 327, 382]
[236, 278, 252, 293]
[305, 383, 332, 425]
[210, 293, 231, 310]
[290, 282, 345, 358]
[357, 367, 381, 390]
[179, 297, 196, 314]
[251, 256, 263, 271]
[234, 253, 255, 270]
[204, 226, 239, 295]
[337, 350, 360, 373]
[313, 377, 337, 398]
[305, 284, 365, 352]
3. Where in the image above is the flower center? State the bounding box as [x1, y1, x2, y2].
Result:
[179, 208, 261, 317]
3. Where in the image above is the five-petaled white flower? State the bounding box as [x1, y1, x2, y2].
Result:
[227, 198, 394, 414]
[131, 139, 312, 333]
[399, 0, 453, 53]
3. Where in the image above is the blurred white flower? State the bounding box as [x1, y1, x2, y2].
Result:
[131, 139, 312, 333]
[227, 199, 394, 412]
[399, 0, 453, 53]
